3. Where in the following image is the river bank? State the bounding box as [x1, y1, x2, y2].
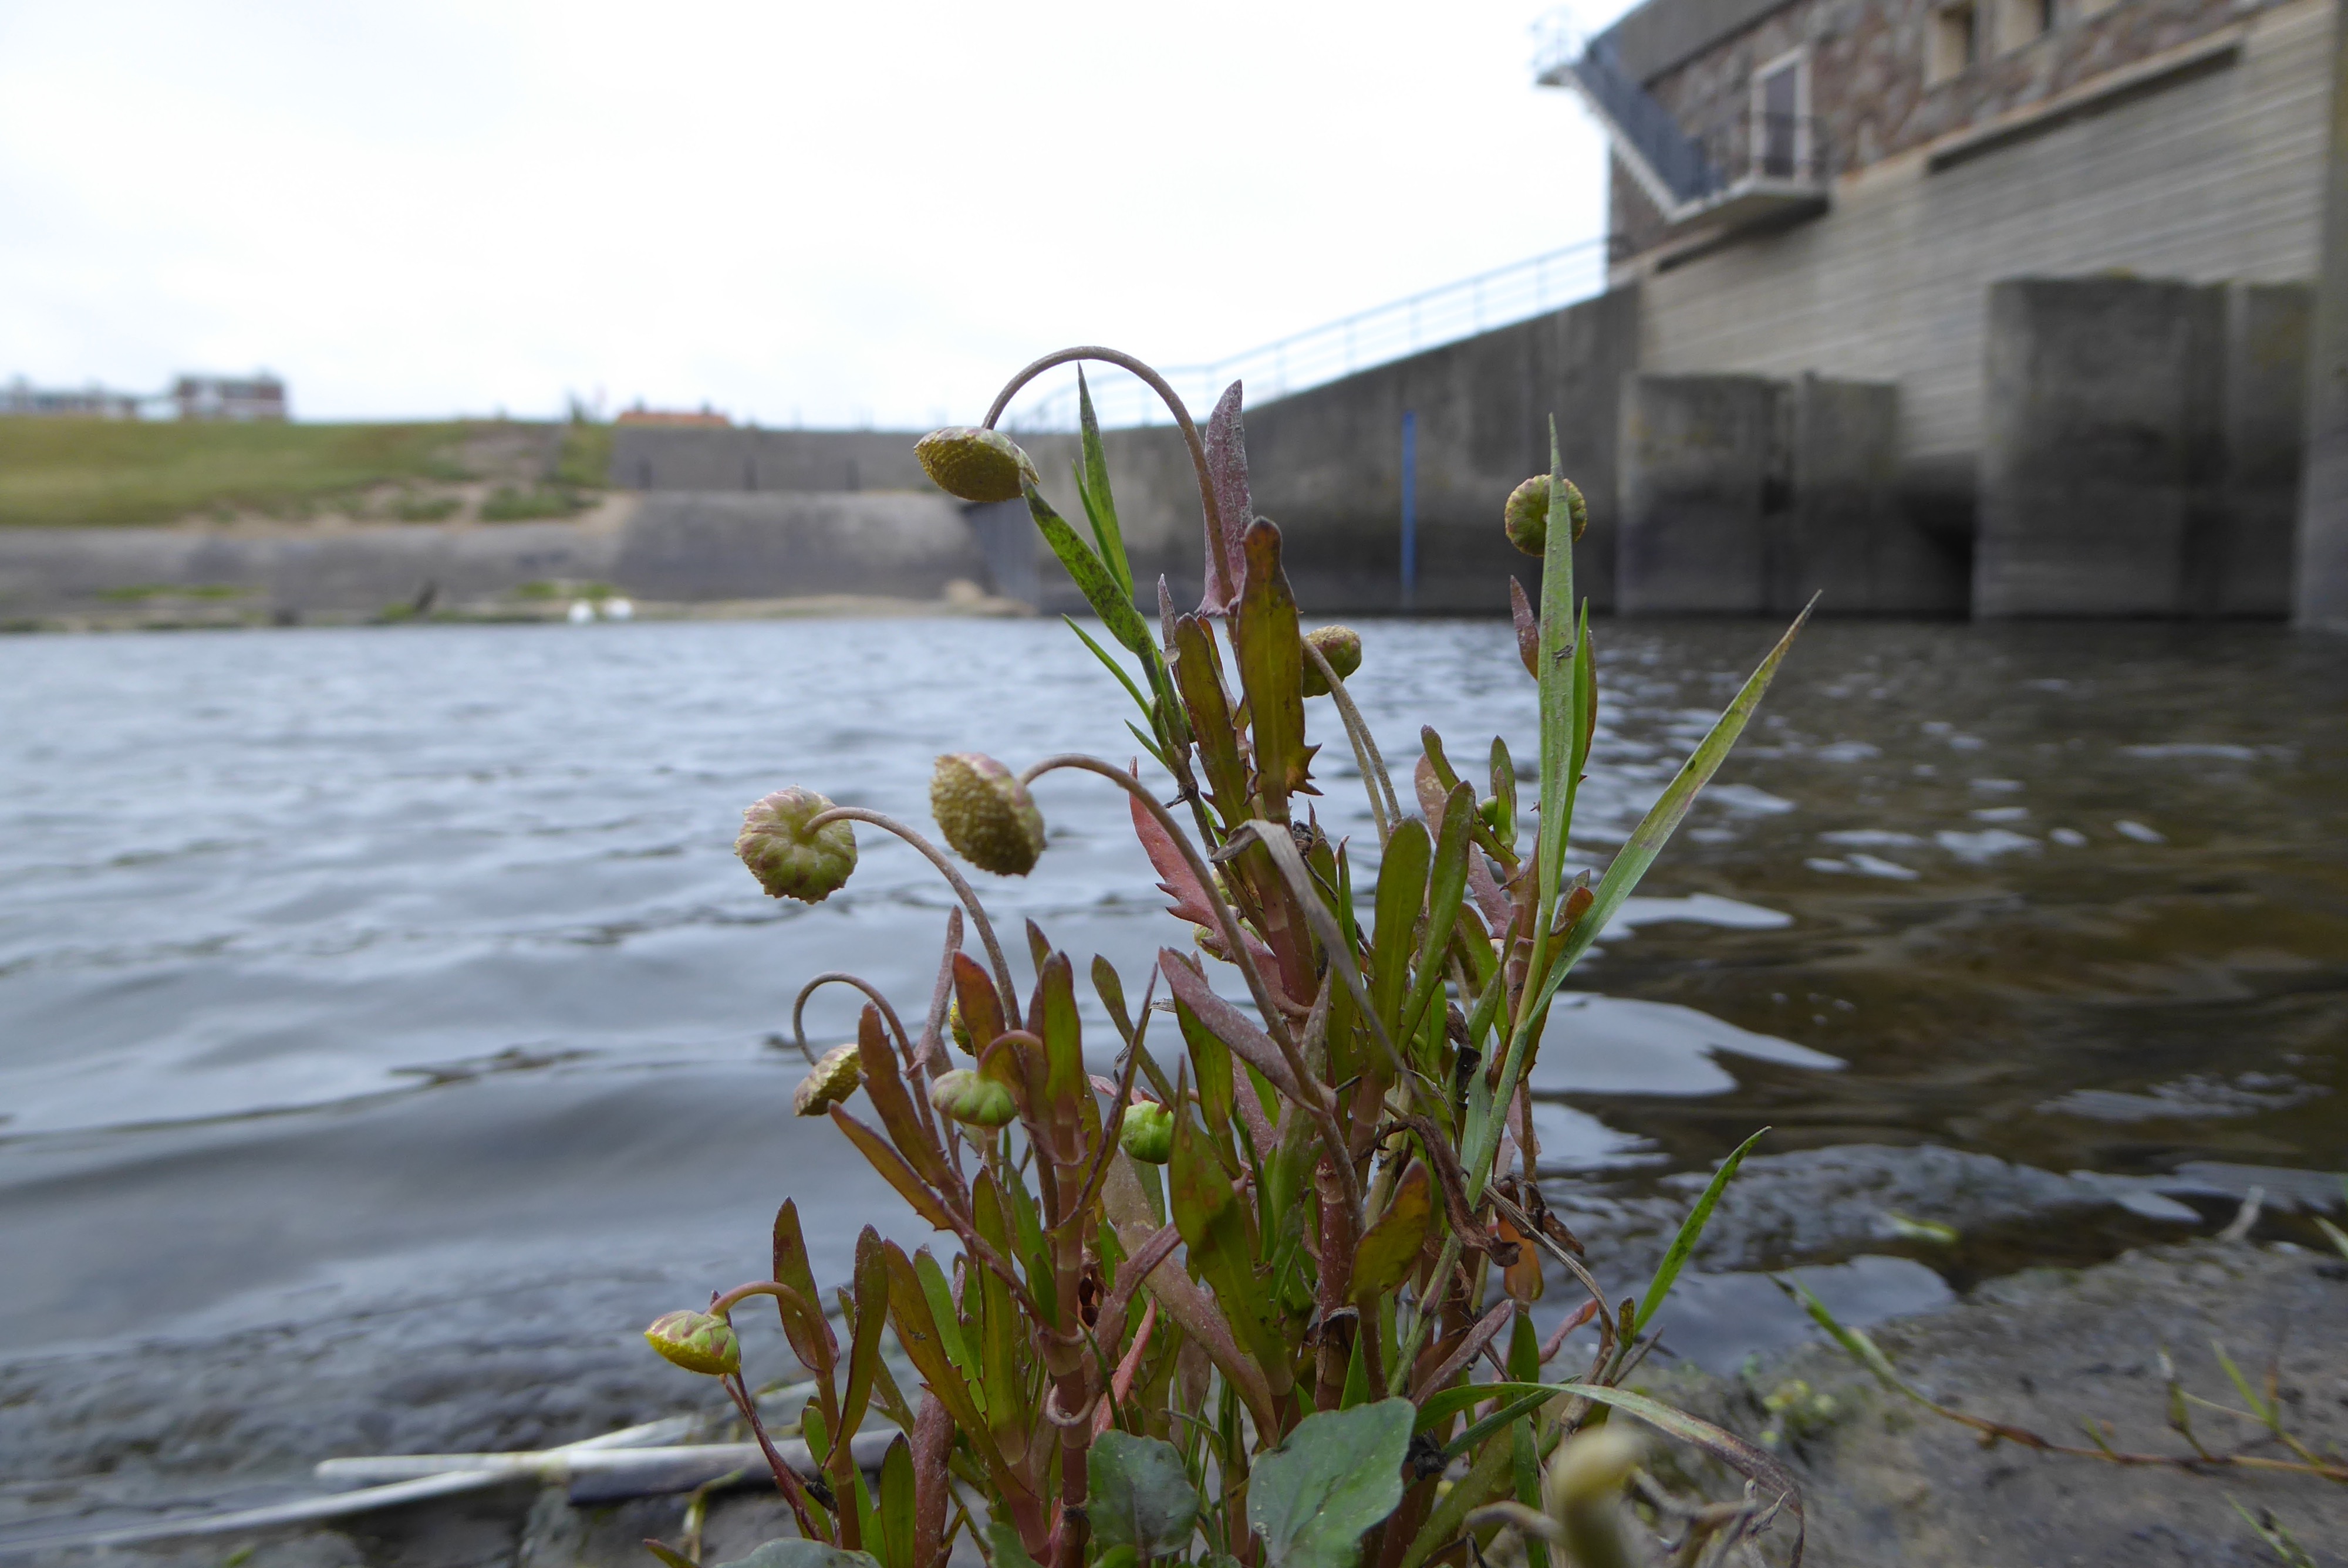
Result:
[3, 1156, 2337, 1567]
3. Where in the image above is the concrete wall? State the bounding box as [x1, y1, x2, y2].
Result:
[1631, 0, 2330, 467]
[883, 289, 1645, 621]
[1615, 371, 1966, 614]
[612, 494, 986, 601]
[2209, 283, 2313, 615]
[610, 427, 934, 494]
[1618, 374, 1785, 614]
[2299, 0, 2348, 633]
[0, 494, 996, 624]
[1978, 275, 2306, 617]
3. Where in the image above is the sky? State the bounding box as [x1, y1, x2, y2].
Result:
[0, 1, 1630, 428]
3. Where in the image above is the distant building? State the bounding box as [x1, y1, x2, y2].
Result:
[1538, 0, 2329, 617]
[173, 374, 288, 422]
[1540, 0, 2326, 463]
[1, 378, 141, 420]
[615, 402, 730, 428]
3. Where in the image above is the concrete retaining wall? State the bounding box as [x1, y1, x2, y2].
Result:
[0, 493, 996, 624]
[1616, 371, 1968, 615]
[610, 428, 934, 495]
[1977, 276, 2305, 618]
[1618, 374, 1784, 614]
[607, 290, 1646, 620]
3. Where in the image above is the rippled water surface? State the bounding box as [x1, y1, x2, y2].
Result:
[4, 617, 2343, 1357]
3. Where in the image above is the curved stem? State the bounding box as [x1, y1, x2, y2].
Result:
[980, 346, 1234, 610]
[807, 806, 1021, 1015]
[792, 972, 916, 1070]
[1302, 641, 1401, 843]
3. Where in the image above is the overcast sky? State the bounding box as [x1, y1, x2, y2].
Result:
[0, 1, 1629, 427]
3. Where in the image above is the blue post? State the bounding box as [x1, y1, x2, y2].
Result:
[1400, 409, 1418, 613]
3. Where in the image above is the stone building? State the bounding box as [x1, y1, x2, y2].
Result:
[1542, 0, 2333, 615]
[173, 374, 288, 422]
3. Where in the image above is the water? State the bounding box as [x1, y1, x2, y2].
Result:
[3, 617, 2344, 1365]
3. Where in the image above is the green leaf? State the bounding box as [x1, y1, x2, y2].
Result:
[1470, 601, 1811, 1196]
[1171, 614, 1251, 829]
[1023, 479, 1153, 655]
[1367, 820, 1431, 1040]
[839, 1228, 891, 1451]
[1487, 738, 1517, 853]
[1233, 519, 1308, 816]
[1170, 1079, 1289, 1394]
[877, 1436, 916, 1568]
[1088, 1430, 1202, 1555]
[1440, 1387, 1554, 1460]
[912, 1249, 983, 1417]
[1065, 614, 1154, 720]
[1075, 369, 1136, 602]
[1547, 603, 1811, 988]
[1635, 1127, 1768, 1334]
[713, 1543, 883, 1568]
[1532, 418, 1580, 924]
[1398, 782, 1474, 1047]
[1248, 1399, 1416, 1568]
[1037, 950, 1086, 1114]
[1351, 1163, 1432, 1306]
[984, 1522, 1043, 1568]
[643, 1540, 700, 1568]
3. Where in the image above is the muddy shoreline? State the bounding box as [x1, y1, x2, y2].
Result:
[5, 1145, 2340, 1567]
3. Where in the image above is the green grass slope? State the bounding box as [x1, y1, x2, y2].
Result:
[0, 420, 614, 528]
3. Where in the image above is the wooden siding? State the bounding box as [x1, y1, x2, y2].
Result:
[1632, 0, 2329, 459]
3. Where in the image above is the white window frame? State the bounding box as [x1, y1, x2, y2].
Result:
[1750, 45, 1812, 181]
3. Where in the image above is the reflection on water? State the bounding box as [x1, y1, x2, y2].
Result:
[1, 617, 2342, 1356]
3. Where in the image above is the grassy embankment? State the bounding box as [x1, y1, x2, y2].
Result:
[0, 419, 613, 529]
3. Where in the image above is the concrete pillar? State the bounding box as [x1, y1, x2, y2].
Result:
[2205, 283, 2313, 617]
[1617, 374, 1784, 614]
[2296, 0, 2348, 631]
[1976, 278, 2224, 617]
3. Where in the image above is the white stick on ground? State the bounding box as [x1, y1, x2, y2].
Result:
[0, 1413, 700, 1557]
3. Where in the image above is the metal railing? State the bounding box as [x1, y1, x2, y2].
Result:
[1001, 238, 1609, 432]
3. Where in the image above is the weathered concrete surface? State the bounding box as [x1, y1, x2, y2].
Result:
[2299, 0, 2348, 632]
[606, 292, 1646, 620]
[0, 494, 1007, 627]
[2207, 283, 2313, 616]
[1647, 1241, 2348, 1565]
[1618, 373, 1784, 614]
[1234, 287, 1644, 614]
[1781, 376, 1971, 615]
[610, 428, 933, 496]
[612, 494, 987, 603]
[1978, 278, 2228, 617]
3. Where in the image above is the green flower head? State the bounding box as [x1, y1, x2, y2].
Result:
[736, 788, 856, 903]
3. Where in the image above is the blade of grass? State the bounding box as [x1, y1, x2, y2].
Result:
[1634, 1127, 1768, 1334]
[1075, 370, 1136, 601]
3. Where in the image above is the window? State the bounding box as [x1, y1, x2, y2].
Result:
[1752, 50, 1810, 178]
[1995, 0, 2053, 50]
[1928, 2, 1979, 84]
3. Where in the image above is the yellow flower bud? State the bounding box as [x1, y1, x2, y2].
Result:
[931, 1067, 1017, 1128]
[645, 1309, 741, 1376]
[1300, 625, 1362, 698]
[794, 1043, 863, 1116]
[915, 427, 1040, 504]
[930, 753, 1046, 876]
[1503, 475, 1587, 556]
[736, 788, 856, 903]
